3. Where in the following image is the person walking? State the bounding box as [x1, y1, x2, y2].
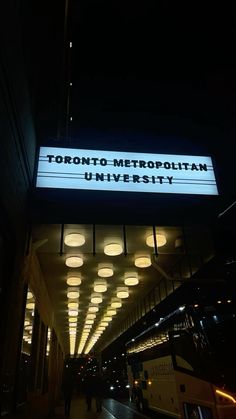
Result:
[62, 366, 74, 416]
[93, 373, 104, 413]
[83, 374, 94, 411]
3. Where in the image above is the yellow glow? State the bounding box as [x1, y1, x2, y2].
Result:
[91, 293, 103, 304]
[94, 280, 107, 293]
[86, 313, 96, 320]
[27, 291, 33, 300]
[68, 317, 77, 322]
[146, 233, 166, 248]
[64, 233, 85, 247]
[215, 389, 236, 404]
[67, 290, 80, 299]
[68, 302, 79, 309]
[117, 287, 129, 299]
[26, 302, 35, 310]
[68, 310, 78, 317]
[107, 308, 116, 316]
[124, 276, 139, 286]
[98, 266, 113, 277]
[103, 316, 112, 322]
[88, 305, 99, 313]
[104, 243, 122, 256]
[134, 256, 151, 268]
[67, 276, 81, 286]
[65, 256, 83, 268]
[111, 298, 122, 308]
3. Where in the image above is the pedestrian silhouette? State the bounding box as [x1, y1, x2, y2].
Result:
[93, 373, 104, 412]
[83, 374, 94, 411]
[62, 366, 74, 416]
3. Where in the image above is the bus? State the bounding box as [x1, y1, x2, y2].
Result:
[126, 280, 236, 419]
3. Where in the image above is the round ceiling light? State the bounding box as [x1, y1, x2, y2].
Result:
[67, 290, 80, 299]
[85, 319, 94, 325]
[69, 322, 77, 327]
[66, 276, 82, 286]
[64, 233, 85, 247]
[86, 313, 96, 320]
[117, 287, 129, 299]
[107, 308, 116, 316]
[27, 291, 33, 300]
[91, 293, 103, 304]
[26, 302, 35, 310]
[98, 266, 113, 278]
[65, 256, 83, 268]
[146, 233, 166, 248]
[100, 322, 108, 327]
[103, 316, 112, 322]
[94, 279, 107, 293]
[134, 256, 151, 268]
[68, 317, 77, 322]
[68, 302, 79, 309]
[88, 305, 99, 313]
[111, 298, 122, 308]
[68, 310, 78, 317]
[104, 243, 122, 256]
[124, 276, 139, 286]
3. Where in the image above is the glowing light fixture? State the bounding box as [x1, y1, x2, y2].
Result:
[26, 302, 35, 310]
[100, 322, 108, 327]
[98, 265, 113, 277]
[94, 280, 107, 293]
[103, 316, 112, 322]
[67, 290, 80, 299]
[134, 256, 151, 268]
[67, 276, 81, 286]
[104, 243, 122, 256]
[65, 256, 83, 268]
[111, 298, 122, 308]
[64, 233, 85, 247]
[146, 233, 166, 248]
[68, 302, 79, 309]
[91, 293, 103, 304]
[88, 305, 99, 313]
[86, 313, 96, 320]
[117, 287, 129, 299]
[68, 317, 77, 322]
[124, 276, 139, 286]
[107, 308, 116, 316]
[68, 310, 78, 317]
[27, 291, 33, 300]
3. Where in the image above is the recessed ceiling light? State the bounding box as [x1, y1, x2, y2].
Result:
[27, 291, 33, 300]
[146, 233, 166, 248]
[124, 276, 139, 286]
[65, 256, 83, 268]
[104, 243, 122, 256]
[134, 256, 151, 268]
[86, 313, 96, 320]
[68, 310, 78, 317]
[91, 293, 103, 304]
[100, 322, 108, 327]
[94, 280, 107, 293]
[103, 316, 112, 322]
[67, 276, 82, 286]
[64, 233, 85, 247]
[117, 287, 129, 299]
[68, 302, 79, 309]
[88, 305, 99, 313]
[68, 317, 77, 322]
[67, 290, 80, 299]
[26, 302, 35, 310]
[107, 308, 116, 316]
[111, 298, 122, 308]
[98, 265, 113, 277]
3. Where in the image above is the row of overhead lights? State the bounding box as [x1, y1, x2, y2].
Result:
[65, 232, 166, 270]
[64, 232, 166, 355]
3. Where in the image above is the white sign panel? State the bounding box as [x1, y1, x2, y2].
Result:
[36, 146, 218, 195]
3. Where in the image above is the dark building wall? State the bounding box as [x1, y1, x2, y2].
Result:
[0, 1, 37, 412]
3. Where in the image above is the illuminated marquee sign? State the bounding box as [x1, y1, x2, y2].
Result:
[36, 146, 218, 195]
